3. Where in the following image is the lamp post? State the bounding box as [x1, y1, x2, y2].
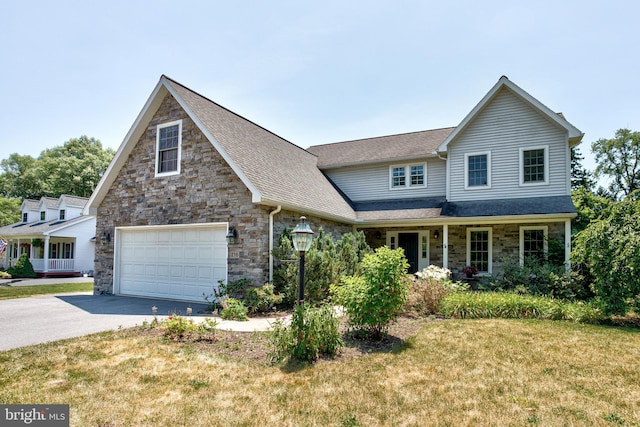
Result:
[291, 216, 314, 304]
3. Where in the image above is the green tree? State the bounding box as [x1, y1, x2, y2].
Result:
[0, 197, 21, 226]
[592, 128, 640, 199]
[571, 147, 595, 192]
[572, 194, 640, 315]
[0, 154, 41, 199]
[571, 188, 612, 234]
[0, 136, 114, 199]
[37, 136, 115, 198]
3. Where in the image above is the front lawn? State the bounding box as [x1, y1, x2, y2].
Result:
[0, 282, 93, 299]
[1, 319, 638, 426]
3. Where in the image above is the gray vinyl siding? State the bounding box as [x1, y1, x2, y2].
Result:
[448, 88, 570, 202]
[324, 159, 446, 202]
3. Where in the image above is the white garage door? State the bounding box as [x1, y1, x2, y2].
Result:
[115, 224, 227, 302]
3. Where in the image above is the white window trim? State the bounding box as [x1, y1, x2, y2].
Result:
[389, 163, 427, 190]
[519, 145, 549, 186]
[155, 120, 183, 177]
[519, 225, 548, 265]
[466, 227, 493, 274]
[464, 151, 492, 190]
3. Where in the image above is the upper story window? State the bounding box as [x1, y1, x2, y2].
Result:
[59, 210, 65, 220]
[40, 211, 45, 221]
[520, 145, 548, 186]
[22, 213, 28, 223]
[465, 152, 491, 189]
[390, 163, 427, 189]
[155, 120, 182, 177]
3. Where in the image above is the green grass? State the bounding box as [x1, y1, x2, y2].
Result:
[0, 282, 93, 299]
[1, 319, 638, 426]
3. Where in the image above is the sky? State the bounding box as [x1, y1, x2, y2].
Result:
[2, 0, 639, 178]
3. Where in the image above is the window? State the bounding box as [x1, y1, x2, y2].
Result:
[520, 146, 548, 185]
[155, 120, 182, 176]
[40, 211, 45, 221]
[59, 210, 65, 220]
[520, 226, 548, 263]
[22, 213, 27, 222]
[465, 152, 491, 189]
[392, 167, 405, 188]
[467, 227, 492, 273]
[390, 163, 427, 189]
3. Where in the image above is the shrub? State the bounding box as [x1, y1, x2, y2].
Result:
[268, 303, 342, 363]
[220, 298, 249, 321]
[493, 256, 591, 301]
[406, 265, 459, 315]
[273, 229, 372, 306]
[205, 279, 283, 315]
[244, 283, 283, 314]
[7, 253, 36, 278]
[572, 195, 640, 315]
[332, 246, 410, 339]
[440, 291, 603, 323]
[161, 314, 218, 341]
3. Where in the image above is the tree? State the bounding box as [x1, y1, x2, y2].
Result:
[0, 154, 41, 199]
[571, 147, 595, 192]
[37, 136, 115, 198]
[0, 197, 21, 226]
[0, 136, 114, 199]
[592, 128, 640, 199]
[572, 193, 640, 315]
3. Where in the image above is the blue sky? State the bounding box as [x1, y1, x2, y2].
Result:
[2, 0, 639, 177]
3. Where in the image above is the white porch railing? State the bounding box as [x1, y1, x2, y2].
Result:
[10, 258, 75, 272]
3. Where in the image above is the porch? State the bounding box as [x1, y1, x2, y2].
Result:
[3, 238, 82, 276]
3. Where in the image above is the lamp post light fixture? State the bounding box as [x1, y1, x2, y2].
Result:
[100, 231, 111, 246]
[225, 226, 237, 245]
[291, 216, 314, 304]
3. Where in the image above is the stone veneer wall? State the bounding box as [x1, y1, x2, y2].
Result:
[95, 93, 275, 294]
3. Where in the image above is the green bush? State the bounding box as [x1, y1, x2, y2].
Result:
[332, 246, 410, 339]
[494, 256, 591, 301]
[7, 253, 36, 278]
[268, 303, 342, 363]
[440, 291, 603, 323]
[160, 315, 218, 341]
[273, 229, 371, 306]
[572, 194, 640, 315]
[244, 283, 283, 314]
[205, 279, 283, 315]
[220, 298, 249, 321]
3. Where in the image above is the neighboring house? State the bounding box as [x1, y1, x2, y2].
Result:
[85, 75, 582, 302]
[0, 195, 96, 276]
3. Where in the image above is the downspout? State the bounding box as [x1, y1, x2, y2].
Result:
[269, 205, 282, 282]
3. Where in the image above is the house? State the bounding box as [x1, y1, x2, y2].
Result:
[85, 75, 582, 302]
[0, 195, 96, 276]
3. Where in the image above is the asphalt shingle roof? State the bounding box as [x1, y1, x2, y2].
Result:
[165, 77, 357, 221]
[307, 127, 455, 169]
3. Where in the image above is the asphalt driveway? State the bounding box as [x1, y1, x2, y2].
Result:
[0, 292, 279, 351]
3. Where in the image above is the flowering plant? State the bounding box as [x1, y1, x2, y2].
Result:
[415, 265, 451, 282]
[463, 265, 479, 276]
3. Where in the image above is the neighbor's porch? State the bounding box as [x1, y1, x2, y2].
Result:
[360, 219, 571, 279]
[3, 237, 81, 276]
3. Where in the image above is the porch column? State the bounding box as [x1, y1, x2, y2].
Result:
[43, 235, 50, 273]
[564, 219, 571, 272]
[442, 224, 449, 269]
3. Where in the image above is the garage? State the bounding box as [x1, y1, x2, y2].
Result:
[114, 224, 227, 302]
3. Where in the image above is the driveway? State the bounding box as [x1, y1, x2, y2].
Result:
[0, 293, 280, 351]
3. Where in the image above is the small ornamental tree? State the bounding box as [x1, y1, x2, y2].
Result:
[332, 246, 410, 339]
[8, 253, 36, 278]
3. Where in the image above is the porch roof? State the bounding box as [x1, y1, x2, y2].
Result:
[441, 196, 577, 217]
[0, 216, 91, 238]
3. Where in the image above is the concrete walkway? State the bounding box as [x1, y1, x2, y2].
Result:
[0, 282, 287, 351]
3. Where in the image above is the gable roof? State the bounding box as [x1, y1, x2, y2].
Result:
[308, 127, 455, 169]
[57, 195, 89, 208]
[437, 76, 583, 152]
[21, 199, 39, 212]
[85, 76, 356, 222]
[37, 197, 59, 210]
[0, 215, 94, 238]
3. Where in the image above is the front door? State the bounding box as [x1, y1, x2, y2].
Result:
[398, 233, 419, 274]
